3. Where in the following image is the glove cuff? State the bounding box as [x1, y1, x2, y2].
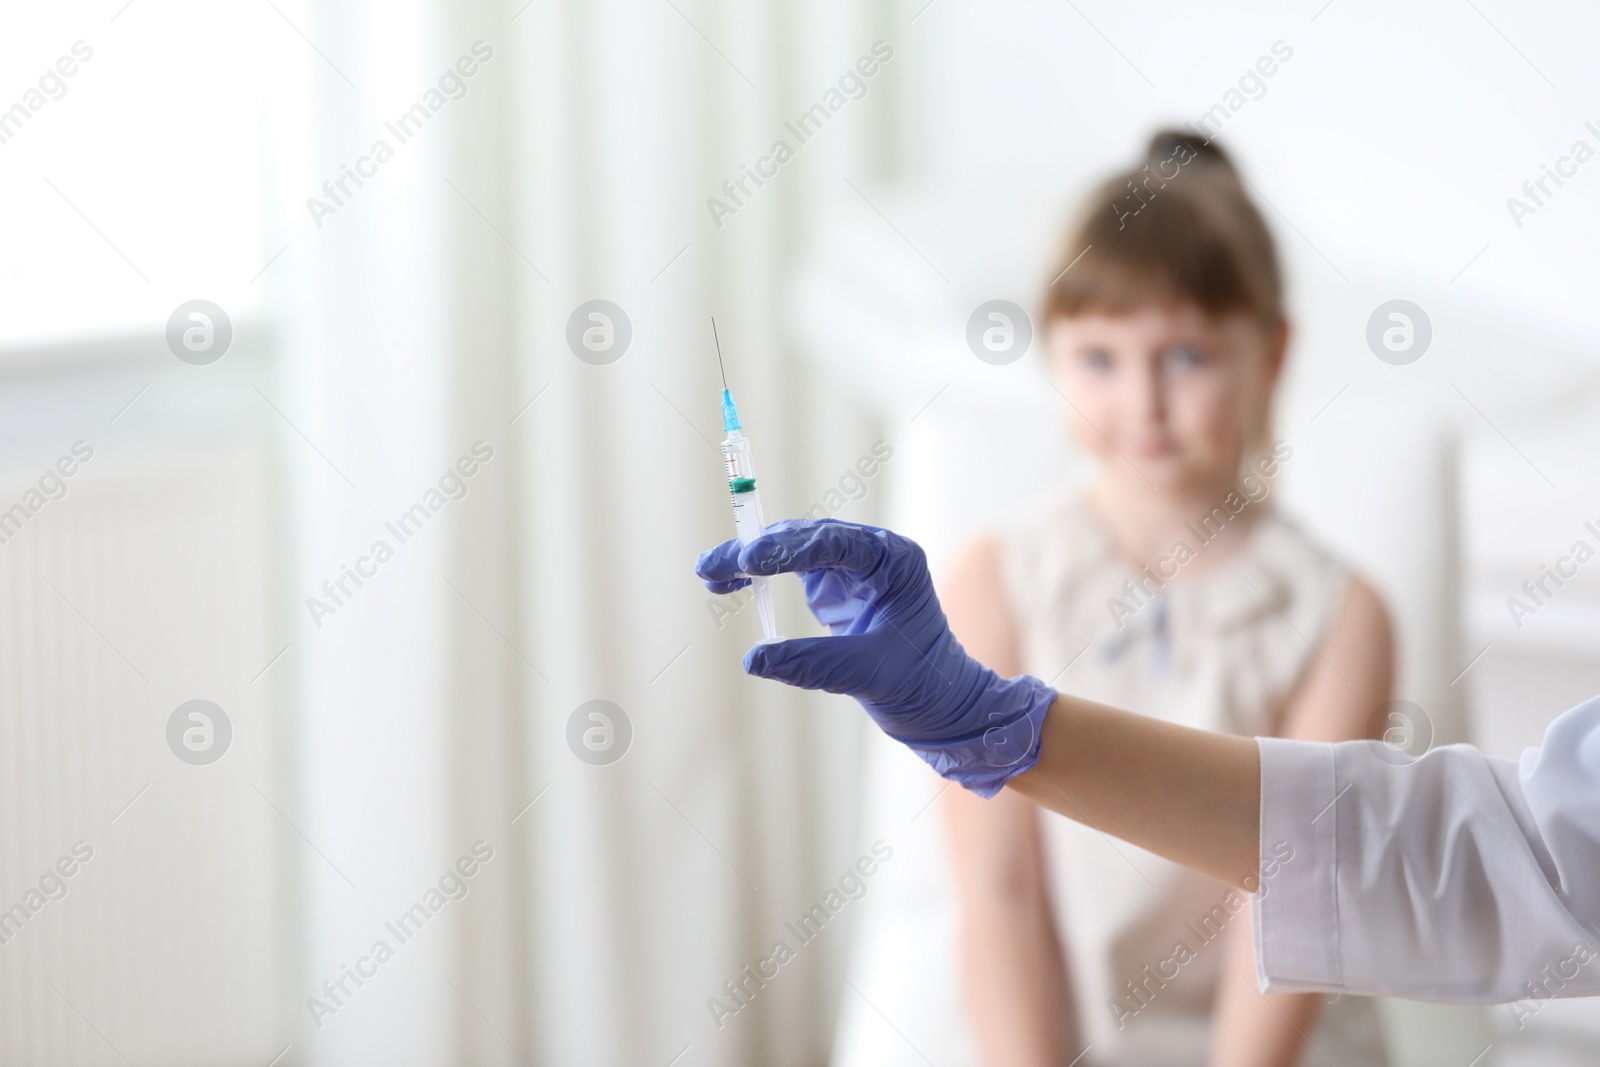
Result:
[902, 673, 1058, 799]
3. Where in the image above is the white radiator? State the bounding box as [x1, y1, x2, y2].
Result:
[0, 438, 285, 1066]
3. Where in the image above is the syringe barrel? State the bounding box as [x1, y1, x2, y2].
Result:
[749, 574, 778, 642]
[730, 485, 768, 546]
[721, 430, 778, 641]
[721, 432, 757, 494]
[721, 432, 765, 543]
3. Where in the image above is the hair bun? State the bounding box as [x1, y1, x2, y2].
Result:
[1145, 128, 1235, 174]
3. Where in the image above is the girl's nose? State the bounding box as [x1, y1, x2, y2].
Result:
[1129, 359, 1166, 424]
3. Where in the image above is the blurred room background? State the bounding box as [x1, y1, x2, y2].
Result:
[1, 1, 1598, 1065]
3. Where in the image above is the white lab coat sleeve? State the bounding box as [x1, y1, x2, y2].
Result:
[1252, 695, 1600, 1003]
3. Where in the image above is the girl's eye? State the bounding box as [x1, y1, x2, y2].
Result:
[1165, 345, 1205, 367]
[1082, 348, 1113, 370]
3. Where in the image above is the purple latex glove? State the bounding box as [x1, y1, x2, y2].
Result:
[695, 518, 1056, 797]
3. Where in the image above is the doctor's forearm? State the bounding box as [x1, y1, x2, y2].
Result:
[1008, 694, 1261, 887]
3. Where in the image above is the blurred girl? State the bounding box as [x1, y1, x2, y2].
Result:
[940, 131, 1393, 1067]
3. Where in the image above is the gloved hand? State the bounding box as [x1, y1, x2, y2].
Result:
[695, 518, 1057, 797]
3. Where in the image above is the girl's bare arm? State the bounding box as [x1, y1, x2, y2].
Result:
[942, 536, 1077, 1065]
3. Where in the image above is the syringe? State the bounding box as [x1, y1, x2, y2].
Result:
[713, 319, 779, 643]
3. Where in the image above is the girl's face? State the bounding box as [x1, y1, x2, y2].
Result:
[1047, 302, 1285, 495]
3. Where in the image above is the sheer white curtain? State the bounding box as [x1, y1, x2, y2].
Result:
[511, 3, 900, 1064]
[285, 1, 525, 1063]
[289, 1, 900, 1064]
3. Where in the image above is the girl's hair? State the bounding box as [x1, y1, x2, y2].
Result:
[1042, 129, 1283, 326]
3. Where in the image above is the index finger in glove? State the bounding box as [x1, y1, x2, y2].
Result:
[695, 538, 751, 593]
[738, 519, 888, 579]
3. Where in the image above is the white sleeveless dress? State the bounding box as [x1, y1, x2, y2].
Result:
[993, 492, 1388, 1066]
